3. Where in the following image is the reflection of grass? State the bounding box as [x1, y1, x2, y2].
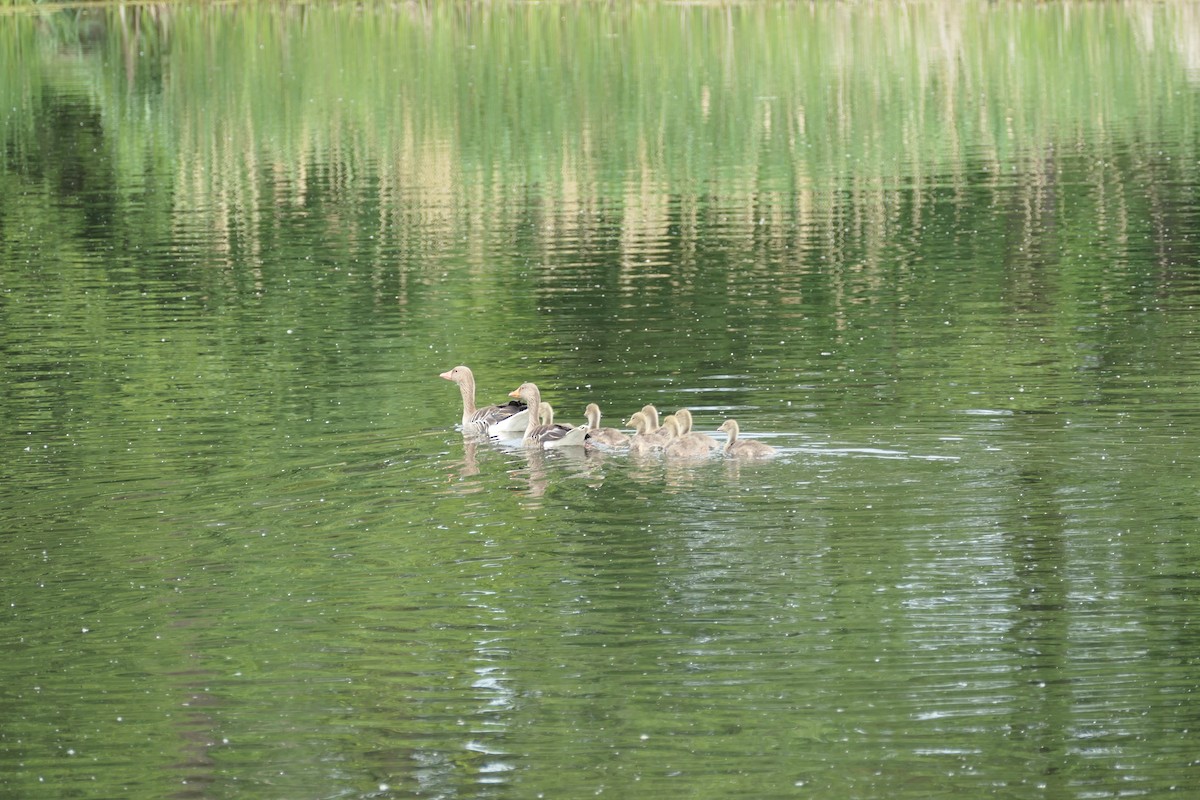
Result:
[6, 3, 1197, 183]
[2, 1, 1197, 285]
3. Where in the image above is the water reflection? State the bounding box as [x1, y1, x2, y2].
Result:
[3, 3, 1200, 799]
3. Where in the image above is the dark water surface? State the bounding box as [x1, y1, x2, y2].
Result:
[3, 3, 1200, 798]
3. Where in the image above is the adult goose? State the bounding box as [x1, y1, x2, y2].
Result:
[584, 403, 632, 448]
[538, 403, 592, 444]
[440, 365, 529, 435]
[509, 383, 589, 448]
[717, 419, 778, 458]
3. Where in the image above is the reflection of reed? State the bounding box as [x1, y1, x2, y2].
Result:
[9, 1, 1197, 370]
[33, 1, 1191, 300]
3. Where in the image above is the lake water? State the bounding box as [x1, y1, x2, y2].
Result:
[2, 3, 1199, 798]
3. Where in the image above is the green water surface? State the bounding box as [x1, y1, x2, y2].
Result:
[2, 3, 1199, 798]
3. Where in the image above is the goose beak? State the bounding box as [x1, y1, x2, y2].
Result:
[439, 370, 453, 381]
[508, 388, 520, 398]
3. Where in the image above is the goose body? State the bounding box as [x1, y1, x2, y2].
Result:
[584, 403, 632, 448]
[440, 365, 529, 435]
[487, 409, 531, 437]
[664, 412, 716, 458]
[628, 411, 677, 454]
[672, 409, 721, 451]
[717, 418, 777, 458]
[626, 411, 658, 455]
[509, 383, 589, 448]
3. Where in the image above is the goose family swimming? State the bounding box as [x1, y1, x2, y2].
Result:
[441, 368, 778, 458]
